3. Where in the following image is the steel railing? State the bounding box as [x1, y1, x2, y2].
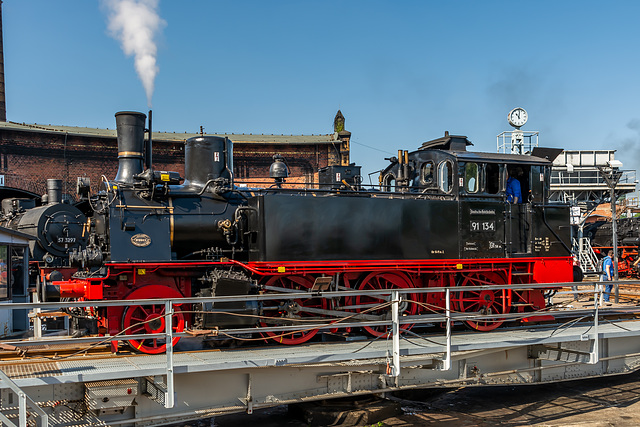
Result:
[0, 279, 636, 423]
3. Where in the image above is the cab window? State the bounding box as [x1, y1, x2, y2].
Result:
[485, 163, 500, 194]
[382, 173, 396, 192]
[438, 160, 453, 193]
[420, 161, 435, 187]
[464, 162, 479, 193]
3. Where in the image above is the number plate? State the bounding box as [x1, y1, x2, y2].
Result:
[470, 220, 495, 232]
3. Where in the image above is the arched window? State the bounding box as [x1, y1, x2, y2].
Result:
[420, 161, 435, 187]
[438, 160, 453, 193]
[465, 162, 479, 193]
[382, 173, 396, 192]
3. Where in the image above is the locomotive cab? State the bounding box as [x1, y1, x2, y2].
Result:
[380, 132, 571, 261]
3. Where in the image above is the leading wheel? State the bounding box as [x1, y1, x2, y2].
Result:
[122, 285, 185, 354]
[355, 272, 418, 337]
[455, 272, 508, 331]
[260, 275, 327, 345]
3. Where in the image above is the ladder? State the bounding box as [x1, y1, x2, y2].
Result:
[573, 237, 599, 274]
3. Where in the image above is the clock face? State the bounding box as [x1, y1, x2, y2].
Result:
[508, 108, 528, 128]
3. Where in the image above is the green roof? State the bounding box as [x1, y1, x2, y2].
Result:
[0, 121, 339, 145]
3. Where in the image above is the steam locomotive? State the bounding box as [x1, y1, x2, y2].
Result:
[0, 112, 573, 354]
[584, 219, 640, 277]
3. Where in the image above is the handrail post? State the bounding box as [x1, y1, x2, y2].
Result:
[590, 284, 600, 364]
[391, 290, 400, 385]
[18, 392, 26, 427]
[31, 286, 42, 341]
[443, 288, 451, 370]
[164, 300, 175, 409]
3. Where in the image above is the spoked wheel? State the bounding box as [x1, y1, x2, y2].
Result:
[455, 272, 508, 331]
[355, 272, 418, 337]
[260, 275, 328, 345]
[122, 285, 186, 354]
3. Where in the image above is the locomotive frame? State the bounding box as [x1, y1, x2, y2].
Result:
[1, 112, 573, 354]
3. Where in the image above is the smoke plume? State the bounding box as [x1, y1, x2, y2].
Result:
[103, 0, 165, 107]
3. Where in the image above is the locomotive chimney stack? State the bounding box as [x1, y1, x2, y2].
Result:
[46, 179, 62, 205]
[114, 111, 147, 184]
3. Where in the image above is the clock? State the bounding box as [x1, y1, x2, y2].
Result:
[508, 107, 528, 128]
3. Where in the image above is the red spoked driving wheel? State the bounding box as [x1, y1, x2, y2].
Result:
[122, 285, 185, 354]
[260, 275, 328, 345]
[455, 272, 508, 331]
[355, 272, 418, 337]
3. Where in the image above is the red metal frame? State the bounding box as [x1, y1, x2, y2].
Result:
[46, 254, 573, 353]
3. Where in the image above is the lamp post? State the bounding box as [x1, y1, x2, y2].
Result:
[599, 162, 623, 303]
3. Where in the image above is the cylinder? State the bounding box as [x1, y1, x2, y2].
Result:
[183, 136, 232, 189]
[114, 111, 146, 184]
[46, 179, 62, 205]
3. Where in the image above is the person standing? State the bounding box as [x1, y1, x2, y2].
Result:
[602, 250, 614, 303]
[506, 168, 522, 204]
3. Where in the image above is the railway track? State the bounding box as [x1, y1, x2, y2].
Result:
[0, 342, 131, 363]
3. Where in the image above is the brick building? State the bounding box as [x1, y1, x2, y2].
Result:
[0, 112, 351, 200]
[0, 5, 352, 199]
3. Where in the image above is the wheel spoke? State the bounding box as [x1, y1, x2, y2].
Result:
[260, 275, 325, 345]
[456, 272, 507, 332]
[122, 286, 186, 354]
[356, 272, 417, 338]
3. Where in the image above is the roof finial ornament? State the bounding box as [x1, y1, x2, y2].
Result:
[333, 110, 345, 133]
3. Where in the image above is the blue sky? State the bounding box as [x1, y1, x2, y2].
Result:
[4, 1, 640, 181]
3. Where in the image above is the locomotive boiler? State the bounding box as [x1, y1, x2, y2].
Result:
[0, 179, 87, 267]
[1, 111, 574, 354]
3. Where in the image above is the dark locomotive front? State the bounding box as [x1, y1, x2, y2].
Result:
[0, 179, 87, 267]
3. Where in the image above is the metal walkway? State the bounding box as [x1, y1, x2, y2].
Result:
[1, 285, 640, 426]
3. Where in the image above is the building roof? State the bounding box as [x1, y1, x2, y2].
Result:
[0, 121, 340, 145]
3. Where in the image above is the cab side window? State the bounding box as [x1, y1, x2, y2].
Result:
[464, 162, 479, 193]
[438, 160, 453, 193]
[382, 173, 396, 192]
[421, 161, 435, 187]
[485, 163, 500, 194]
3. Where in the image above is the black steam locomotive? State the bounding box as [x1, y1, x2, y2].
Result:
[584, 218, 640, 277]
[0, 112, 573, 353]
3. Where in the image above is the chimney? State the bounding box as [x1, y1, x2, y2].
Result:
[0, 1, 6, 121]
[114, 111, 146, 184]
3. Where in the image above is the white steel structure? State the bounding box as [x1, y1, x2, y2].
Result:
[497, 130, 539, 155]
[550, 150, 637, 204]
[0, 284, 640, 426]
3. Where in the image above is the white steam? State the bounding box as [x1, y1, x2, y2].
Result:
[103, 0, 166, 107]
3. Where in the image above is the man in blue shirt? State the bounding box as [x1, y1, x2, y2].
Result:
[602, 250, 614, 302]
[506, 168, 522, 203]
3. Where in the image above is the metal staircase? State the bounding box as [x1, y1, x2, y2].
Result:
[573, 237, 599, 274]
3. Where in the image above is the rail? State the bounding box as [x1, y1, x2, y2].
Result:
[0, 280, 635, 423]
